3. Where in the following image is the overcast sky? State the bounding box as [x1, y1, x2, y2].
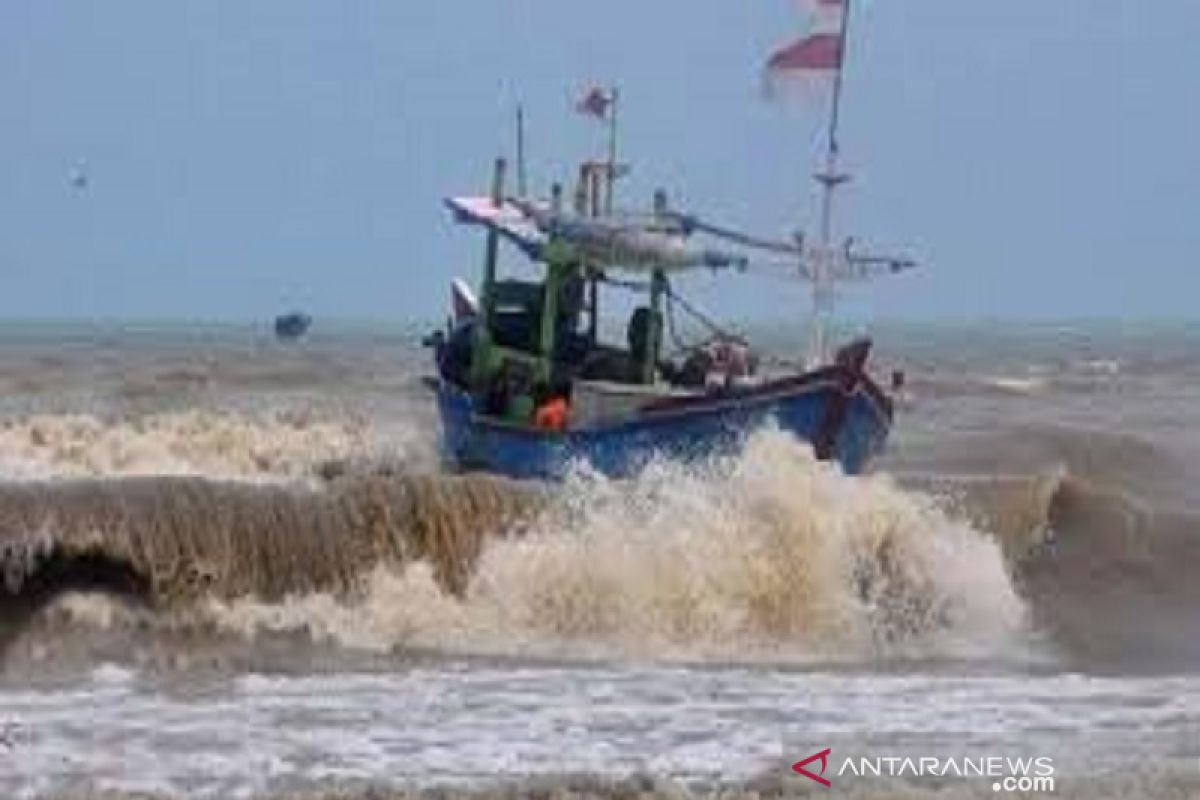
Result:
[2, 1, 1197, 322]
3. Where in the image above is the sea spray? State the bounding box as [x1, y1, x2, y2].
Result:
[210, 431, 1030, 661]
[0, 409, 431, 481]
[903, 470, 1066, 560]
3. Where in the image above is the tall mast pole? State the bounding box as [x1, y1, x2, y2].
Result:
[516, 104, 528, 197]
[823, 0, 854, 206]
[605, 86, 620, 215]
[808, 0, 855, 368]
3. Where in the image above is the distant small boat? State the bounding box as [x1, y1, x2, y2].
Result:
[274, 312, 312, 341]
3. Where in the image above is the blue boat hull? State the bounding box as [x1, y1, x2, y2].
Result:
[435, 367, 893, 480]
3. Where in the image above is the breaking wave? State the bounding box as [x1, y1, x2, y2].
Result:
[892, 423, 1200, 669]
[1, 431, 1031, 663]
[2, 412, 1195, 667]
[0, 472, 539, 606]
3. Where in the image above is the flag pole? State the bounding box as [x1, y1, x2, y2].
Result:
[807, 0, 855, 369]
[823, 0, 854, 195]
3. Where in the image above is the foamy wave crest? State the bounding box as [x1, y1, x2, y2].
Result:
[0, 410, 423, 481]
[981, 375, 1048, 395]
[214, 431, 1029, 662]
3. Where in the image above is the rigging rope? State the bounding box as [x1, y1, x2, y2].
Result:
[663, 282, 747, 353]
[598, 274, 745, 353]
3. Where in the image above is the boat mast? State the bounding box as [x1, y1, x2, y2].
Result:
[471, 157, 507, 387]
[605, 86, 620, 214]
[516, 104, 528, 197]
[807, 0, 855, 369]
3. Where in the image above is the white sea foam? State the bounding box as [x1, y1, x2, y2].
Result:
[2, 665, 1197, 798]
[0, 410, 426, 481]
[212, 430, 1028, 662]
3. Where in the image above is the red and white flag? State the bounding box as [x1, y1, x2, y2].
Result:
[766, 33, 842, 73]
[765, 0, 847, 88]
[576, 86, 614, 120]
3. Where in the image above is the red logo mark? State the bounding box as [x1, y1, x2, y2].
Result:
[793, 748, 833, 788]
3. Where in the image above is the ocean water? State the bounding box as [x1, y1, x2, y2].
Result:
[0, 319, 1197, 799]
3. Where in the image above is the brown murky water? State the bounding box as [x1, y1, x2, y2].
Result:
[0, 321, 1198, 798]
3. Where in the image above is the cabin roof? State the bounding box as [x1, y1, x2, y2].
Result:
[445, 196, 546, 258]
[446, 195, 749, 276]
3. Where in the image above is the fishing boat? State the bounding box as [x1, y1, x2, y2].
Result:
[274, 311, 312, 341]
[426, 2, 912, 481]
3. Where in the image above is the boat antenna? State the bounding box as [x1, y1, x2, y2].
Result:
[807, 0, 855, 369]
[516, 104, 528, 198]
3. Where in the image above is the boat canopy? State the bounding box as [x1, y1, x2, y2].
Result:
[445, 196, 548, 257]
[446, 195, 748, 275]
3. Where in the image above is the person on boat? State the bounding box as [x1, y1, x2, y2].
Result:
[533, 380, 571, 432]
[483, 361, 537, 421]
[667, 336, 757, 390]
[706, 337, 754, 387]
[534, 394, 570, 432]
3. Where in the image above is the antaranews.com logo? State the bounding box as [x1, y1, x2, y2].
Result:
[793, 748, 1056, 793]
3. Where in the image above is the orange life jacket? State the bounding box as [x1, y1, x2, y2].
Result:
[534, 397, 569, 432]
